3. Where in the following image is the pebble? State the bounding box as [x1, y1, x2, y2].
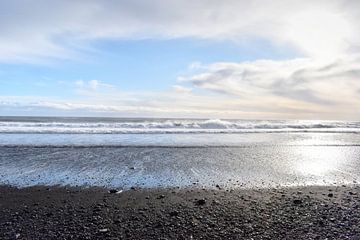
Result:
[169, 210, 179, 217]
[196, 199, 206, 206]
[108, 189, 118, 194]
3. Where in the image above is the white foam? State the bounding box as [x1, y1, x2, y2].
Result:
[0, 119, 359, 134]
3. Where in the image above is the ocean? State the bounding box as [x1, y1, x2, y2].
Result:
[0, 116, 359, 188]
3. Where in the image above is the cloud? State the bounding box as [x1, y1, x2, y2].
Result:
[1, 0, 360, 62]
[184, 55, 360, 109]
[1, 82, 360, 120]
[0, 97, 241, 117]
[74, 80, 113, 91]
[172, 85, 192, 94]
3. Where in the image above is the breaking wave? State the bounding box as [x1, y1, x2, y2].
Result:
[0, 119, 359, 134]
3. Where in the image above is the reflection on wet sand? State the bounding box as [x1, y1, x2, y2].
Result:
[1, 136, 359, 189]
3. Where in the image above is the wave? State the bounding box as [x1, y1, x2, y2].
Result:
[0, 119, 359, 134]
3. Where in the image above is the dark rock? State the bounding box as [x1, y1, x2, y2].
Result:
[195, 199, 206, 205]
[113, 219, 121, 224]
[46, 212, 53, 217]
[169, 210, 179, 217]
[328, 193, 334, 197]
[108, 189, 118, 194]
[293, 199, 302, 205]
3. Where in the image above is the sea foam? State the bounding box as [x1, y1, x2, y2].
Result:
[0, 118, 359, 134]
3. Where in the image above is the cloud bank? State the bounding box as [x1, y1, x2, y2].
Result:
[185, 55, 360, 104]
[1, 0, 359, 62]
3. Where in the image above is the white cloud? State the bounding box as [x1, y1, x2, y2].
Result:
[73, 79, 114, 91]
[1, 82, 360, 120]
[172, 85, 192, 94]
[1, 0, 360, 62]
[184, 55, 360, 112]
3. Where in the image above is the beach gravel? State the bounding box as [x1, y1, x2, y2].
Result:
[0, 185, 359, 239]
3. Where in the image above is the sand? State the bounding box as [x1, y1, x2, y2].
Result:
[1, 184, 359, 239]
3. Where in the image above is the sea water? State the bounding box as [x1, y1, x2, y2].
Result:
[0, 116, 359, 188]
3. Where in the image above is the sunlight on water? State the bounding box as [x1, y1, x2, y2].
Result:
[294, 146, 343, 176]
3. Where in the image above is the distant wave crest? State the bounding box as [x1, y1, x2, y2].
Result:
[0, 119, 359, 134]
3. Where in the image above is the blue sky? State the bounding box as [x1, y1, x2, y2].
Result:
[0, 38, 294, 95]
[1, 0, 360, 119]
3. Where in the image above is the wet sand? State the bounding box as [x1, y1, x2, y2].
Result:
[2, 145, 360, 188]
[1, 185, 359, 239]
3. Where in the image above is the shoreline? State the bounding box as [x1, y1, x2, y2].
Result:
[2, 145, 360, 189]
[1, 184, 359, 239]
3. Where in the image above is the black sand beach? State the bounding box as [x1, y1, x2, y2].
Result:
[1, 128, 360, 239]
[1, 185, 359, 239]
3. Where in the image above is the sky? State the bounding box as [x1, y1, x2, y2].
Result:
[0, 0, 360, 120]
